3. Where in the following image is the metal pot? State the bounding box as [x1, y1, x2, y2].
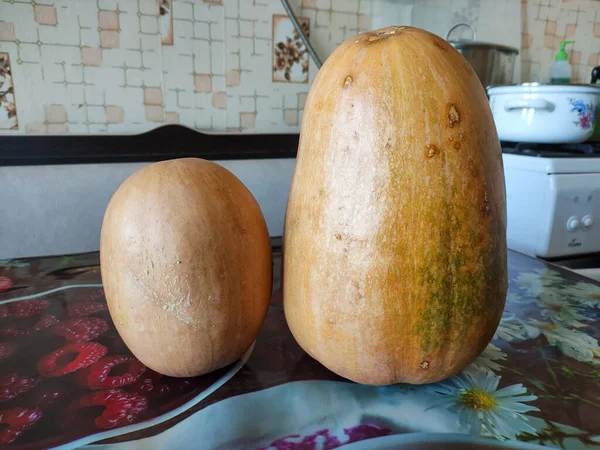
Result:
[446, 23, 519, 87]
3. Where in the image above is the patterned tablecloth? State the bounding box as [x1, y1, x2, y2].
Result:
[1, 249, 600, 449]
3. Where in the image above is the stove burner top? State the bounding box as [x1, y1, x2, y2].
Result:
[502, 142, 600, 158]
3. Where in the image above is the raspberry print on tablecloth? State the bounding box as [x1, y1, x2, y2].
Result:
[37, 342, 108, 378]
[66, 301, 107, 318]
[76, 355, 146, 390]
[0, 408, 43, 445]
[0, 373, 39, 403]
[0, 287, 233, 448]
[0, 343, 16, 362]
[65, 389, 148, 430]
[0, 300, 48, 319]
[0, 315, 58, 340]
[51, 317, 109, 343]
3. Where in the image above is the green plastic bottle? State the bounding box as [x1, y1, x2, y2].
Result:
[548, 40, 575, 83]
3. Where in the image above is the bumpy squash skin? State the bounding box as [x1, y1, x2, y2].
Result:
[283, 27, 507, 385]
[101, 158, 272, 378]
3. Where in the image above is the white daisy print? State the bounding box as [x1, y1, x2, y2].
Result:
[513, 269, 564, 299]
[427, 367, 539, 440]
[538, 268, 567, 285]
[494, 317, 541, 342]
[531, 320, 600, 363]
[561, 281, 600, 308]
[537, 292, 588, 328]
[471, 343, 507, 373]
[506, 292, 535, 305]
[514, 271, 545, 298]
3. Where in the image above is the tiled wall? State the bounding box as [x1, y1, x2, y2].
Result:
[521, 0, 600, 84]
[0, 0, 598, 136]
[0, 0, 372, 134]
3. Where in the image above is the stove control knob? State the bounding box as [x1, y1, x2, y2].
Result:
[567, 216, 580, 231]
[582, 215, 593, 229]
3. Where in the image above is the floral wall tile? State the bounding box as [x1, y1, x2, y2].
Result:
[272, 14, 310, 83]
[0, 53, 17, 130]
[159, 0, 174, 45]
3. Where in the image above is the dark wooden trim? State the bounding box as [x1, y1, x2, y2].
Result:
[0, 125, 299, 166]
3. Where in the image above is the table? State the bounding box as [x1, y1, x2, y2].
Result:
[2, 248, 600, 449]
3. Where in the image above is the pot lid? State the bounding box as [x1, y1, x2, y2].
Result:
[446, 23, 519, 55]
[490, 82, 600, 88]
[449, 40, 519, 54]
[487, 82, 600, 94]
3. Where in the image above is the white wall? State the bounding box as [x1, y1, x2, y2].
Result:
[0, 159, 295, 259]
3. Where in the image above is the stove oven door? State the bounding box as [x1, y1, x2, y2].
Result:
[540, 173, 600, 258]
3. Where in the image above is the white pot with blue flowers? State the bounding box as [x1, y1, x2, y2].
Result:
[487, 83, 600, 144]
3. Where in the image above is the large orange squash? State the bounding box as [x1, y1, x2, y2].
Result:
[283, 26, 507, 385]
[100, 158, 272, 377]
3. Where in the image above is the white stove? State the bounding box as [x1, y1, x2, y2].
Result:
[503, 143, 600, 279]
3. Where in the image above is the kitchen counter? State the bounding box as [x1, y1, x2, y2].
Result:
[1, 248, 600, 449]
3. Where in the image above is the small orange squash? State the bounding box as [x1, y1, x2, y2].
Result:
[100, 158, 272, 377]
[283, 27, 507, 385]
